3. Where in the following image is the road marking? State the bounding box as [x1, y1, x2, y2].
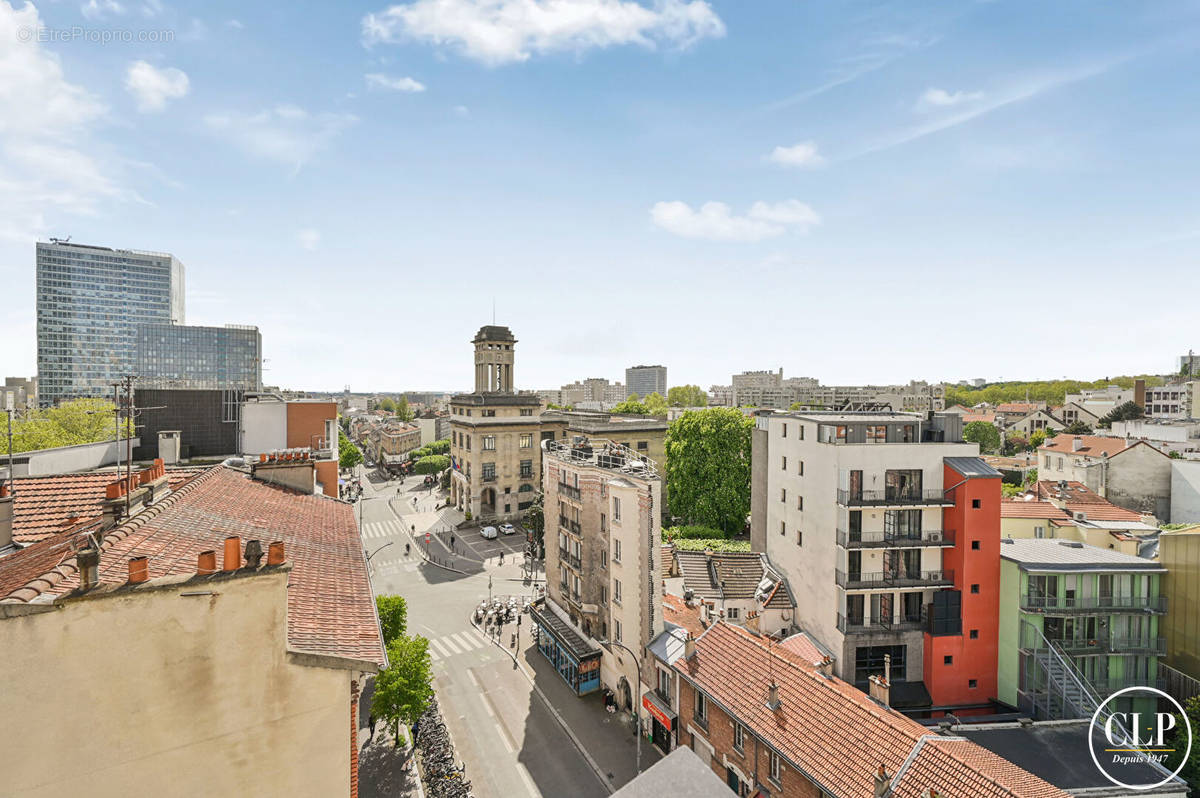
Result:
[450, 632, 479, 651]
[439, 635, 463, 655]
[428, 638, 451, 658]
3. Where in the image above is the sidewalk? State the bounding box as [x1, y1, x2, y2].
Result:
[480, 615, 662, 792]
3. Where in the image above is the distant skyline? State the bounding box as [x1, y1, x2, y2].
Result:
[2, 0, 1198, 392]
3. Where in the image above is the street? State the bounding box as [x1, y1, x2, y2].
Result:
[352, 463, 621, 798]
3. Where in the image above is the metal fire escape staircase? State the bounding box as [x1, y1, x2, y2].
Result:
[1020, 620, 1112, 723]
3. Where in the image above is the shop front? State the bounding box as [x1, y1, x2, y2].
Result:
[642, 691, 676, 753]
[530, 601, 602, 695]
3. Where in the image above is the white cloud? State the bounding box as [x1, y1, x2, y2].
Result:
[204, 105, 357, 173]
[140, 0, 163, 17]
[225, 18, 244, 28]
[81, 0, 124, 19]
[124, 60, 189, 112]
[362, 0, 725, 66]
[453, 104, 470, 117]
[298, 229, 321, 250]
[650, 199, 820, 242]
[768, 141, 824, 168]
[0, 0, 130, 241]
[916, 87, 983, 110]
[365, 73, 426, 92]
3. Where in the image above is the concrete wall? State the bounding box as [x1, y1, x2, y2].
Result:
[0, 570, 353, 798]
[1171, 460, 1200, 523]
[287, 402, 337, 450]
[1161, 530, 1200, 681]
[1106, 444, 1172, 520]
[6, 436, 141, 477]
[241, 400, 287, 455]
[996, 559, 1021, 706]
[750, 422, 768, 553]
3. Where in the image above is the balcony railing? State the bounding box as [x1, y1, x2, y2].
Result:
[836, 569, 954, 589]
[1110, 637, 1167, 656]
[837, 489, 953, 507]
[837, 611, 926, 634]
[1092, 678, 1167, 694]
[482, 474, 497, 483]
[560, 483, 581, 501]
[1019, 595, 1168, 614]
[1022, 636, 1168, 658]
[558, 547, 582, 570]
[559, 517, 581, 535]
[836, 528, 954, 548]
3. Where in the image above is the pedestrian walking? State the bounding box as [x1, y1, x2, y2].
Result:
[499, 551, 504, 566]
[450, 534, 455, 547]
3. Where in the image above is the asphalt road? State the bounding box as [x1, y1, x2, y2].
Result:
[354, 466, 609, 798]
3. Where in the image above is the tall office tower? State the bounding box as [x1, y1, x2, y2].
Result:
[135, 323, 263, 391]
[36, 241, 185, 405]
[625, 365, 667, 399]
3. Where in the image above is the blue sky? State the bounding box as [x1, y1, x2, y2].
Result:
[1, 0, 1197, 392]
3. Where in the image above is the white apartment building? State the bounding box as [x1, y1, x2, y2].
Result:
[538, 438, 664, 715]
[1145, 381, 1199, 419]
[752, 411, 977, 688]
[1062, 386, 1133, 420]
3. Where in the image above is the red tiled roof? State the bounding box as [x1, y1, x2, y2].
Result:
[1034, 481, 1144, 522]
[676, 623, 1066, 798]
[1039, 435, 1130, 458]
[778, 631, 826, 666]
[997, 402, 1043, 414]
[662, 593, 704, 637]
[962, 412, 996, 424]
[1001, 500, 1070, 520]
[0, 466, 384, 667]
[7, 468, 204, 545]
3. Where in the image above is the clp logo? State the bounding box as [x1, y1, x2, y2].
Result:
[1089, 686, 1192, 791]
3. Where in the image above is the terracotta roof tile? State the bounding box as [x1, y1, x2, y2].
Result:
[676, 624, 1066, 798]
[1034, 481, 1145, 522]
[1000, 500, 1071, 520]
[662, 593, 704, 637]
[997, 402, 1044, 414]
[1039, 435, 1130, 458]
[0, 466, 384, 667]
[7, 468, 204, 545]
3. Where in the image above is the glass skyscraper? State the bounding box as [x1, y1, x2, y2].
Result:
[135, 323, 263, 391]
[36, 241, 186, 405]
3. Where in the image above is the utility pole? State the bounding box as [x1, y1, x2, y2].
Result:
[4, 392, 14, 498]
[114, 376, 165, 518]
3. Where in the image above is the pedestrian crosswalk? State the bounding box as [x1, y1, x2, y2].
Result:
[426, 630, 488, 661]
[361, 519, 407, 540]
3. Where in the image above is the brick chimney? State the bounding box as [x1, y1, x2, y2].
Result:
[1072, 436, 1084, 452]
[874, 765, 892, 797]
[869, 674, 891, 707]
[77, 547, 100, 591]
[683, 633, 696, 659]
[1134, 379, 1146, 409]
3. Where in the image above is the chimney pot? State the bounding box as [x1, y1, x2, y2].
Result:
[683, 633, 696, 659]
[267, 540, 285, 566]
[77, 547, 100, 591]
[128, 556, 149, 584]
[197, 549, 218, 575]
[0, 484, 9, 498]
[223, 536, 242, 571]
[874, 765, 892, 798]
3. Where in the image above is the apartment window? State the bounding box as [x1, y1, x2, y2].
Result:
[866, 425, 886, 443]
[970, 584, 980, 594]
[520, 408, 533, 416]
[781, 487, 787, 503]
[798, 460, 804, 476]
[601, 513, 607, 533]
[614, 619, 623, 644]
[613, 540, 622, 563]
[613, 496, 621, 522]
[726, 607, 740, 620]
[969, 679, 978, 689]
[799, 425, 805, 441]
[796, 495, 803, 511]
[796, 530, 803, 547]
[781, 456, 787, 471]
[782, 423, 787, 438]
[520, 433, 533, 448]
[637, 441, 648, 451]
[482, 409, 496, 417]
[780, 520, 786, 537]
[971, 499, 981, 509]
[600, 586, 608, 606]
[1034, 525, 1045, 539]
[483, 435, 496, 451]
[970, 629, 979, 640]
[768, 751, 782, 785]
[482, 462, 496, 480]
[613, 579, 622, 604]
[1057, 457, 1064, 469]
[944, 655, 953, 665]
[695, 692, 708, 726]
[658, 669, 672, 704]
[601, 549, 608, 569]
[466, 435, 471, 450]
[520, 459, 533, 478]
[971, 540, 980, 550]
[733, 722, 745, 752]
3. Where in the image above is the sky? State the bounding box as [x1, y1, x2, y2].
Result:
[1, 0, 1198, 393]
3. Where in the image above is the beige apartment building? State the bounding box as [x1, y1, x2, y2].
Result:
[535, 437, 663, 718]
[372, 420, 422, 466]
[449, 326, 566, 522]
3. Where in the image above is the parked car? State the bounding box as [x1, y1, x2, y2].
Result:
[499, 523, 516, 535]
[480, 526, 498, 540]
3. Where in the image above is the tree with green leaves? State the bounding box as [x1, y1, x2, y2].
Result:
[338, 430, 363, 469]
[664, 408, 753, 536]
[425, 439, 450, 454]
[1063, 420, 1093, 435]
[1029, 429, 1048, 450]
[643, 392, 669, 415]
[375, 595, 408, 647]
[413, 454, 449, 474]
[525, 497, 544, 551]
[397, 396, 414, 422]
[1165, 694, 1199, 796]
[612, 397, 649, 415]
[379, 397, 397, 413]
[1098, 400, 1145, 429]
[1, 398, 134, 455]
[667, 385, 707, 407]
[372, 634, 434, 745]
[1003, 433, 1029, 455]
[963, 421, 1002, 454]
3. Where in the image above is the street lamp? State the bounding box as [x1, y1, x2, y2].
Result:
[366, 541, 394, 563]
[599, 638, 643, 775]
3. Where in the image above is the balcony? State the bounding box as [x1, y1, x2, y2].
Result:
[1109, 637, 1167, 656]
[559, 547, 582, 570]
[837, 611, 926, 634]
[1092, 678, 1167, 694]
[1025, 637, 1169, 658]
[836, 528, 954, 549]
[836, 569, 954, 590]
[837, 489, 953, 507]
[1019, 595, 1168, 614]
[559, 517, 581, 535]
[560, 483, 581, 501]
